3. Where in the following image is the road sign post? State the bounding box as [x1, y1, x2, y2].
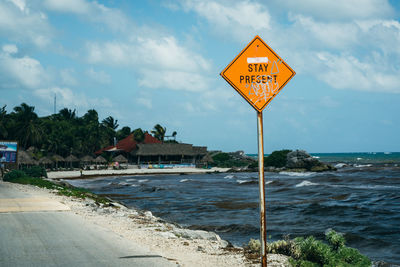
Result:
[220, 36, 295, 267]
[257, 111, 267, 265]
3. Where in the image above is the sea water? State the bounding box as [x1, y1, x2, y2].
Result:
[68, 153, 400, 264]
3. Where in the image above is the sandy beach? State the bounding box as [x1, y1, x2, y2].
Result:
[47, 167, 231, 179]
[4, 180, 290, 267]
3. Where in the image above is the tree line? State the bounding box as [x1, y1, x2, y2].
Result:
[0, 103, 177, 157]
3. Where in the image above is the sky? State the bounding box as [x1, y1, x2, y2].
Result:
[1, 0, 400, 154]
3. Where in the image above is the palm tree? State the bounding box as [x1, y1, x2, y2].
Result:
[12, 103, 43, 149]
[0, 105, 8, 139]
[58, 108, 76, 121]
[172, 131, 177, 141]
[101, 116, 119, 130]
[132, 128, 145, 143]
[116, 126, 131, 141]
[151, 124, 166, 142]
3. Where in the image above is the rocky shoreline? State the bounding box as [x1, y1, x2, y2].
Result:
[9, 180, 290, 267]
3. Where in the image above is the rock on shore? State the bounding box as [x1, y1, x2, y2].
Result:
[286, 150, 336, 172]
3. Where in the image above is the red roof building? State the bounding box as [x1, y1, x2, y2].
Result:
[95, 133, 161, 155]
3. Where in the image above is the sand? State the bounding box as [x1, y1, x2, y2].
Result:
[47, 167, 231, 179]
[6, 181, 290, 267]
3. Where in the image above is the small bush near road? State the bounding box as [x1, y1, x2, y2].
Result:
[3, 170, 28, 182]
[244, 230, 371, 267]
[22, 166, 47, 178]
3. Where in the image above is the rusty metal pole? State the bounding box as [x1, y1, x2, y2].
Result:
[257, 111, 267, 267]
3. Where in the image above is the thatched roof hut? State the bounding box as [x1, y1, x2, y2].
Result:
[80, 155, 94, 163]
[201, 154, 214, 163]
[94, 155, 107, 164]
[18, 150, 37, 165]
[51, 154, 65, 162]
[65, 155, 79, 162]
[113, 154, 128, 163]
[38, 157, 53, 165]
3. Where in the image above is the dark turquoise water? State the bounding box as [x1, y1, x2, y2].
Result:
[67, 153, 400, 264]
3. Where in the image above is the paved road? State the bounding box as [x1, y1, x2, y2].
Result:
[0, 182, 177, 267]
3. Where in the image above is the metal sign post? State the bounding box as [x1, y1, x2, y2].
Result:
[257, 111, 267, 266]
[220, 35, 295, 267]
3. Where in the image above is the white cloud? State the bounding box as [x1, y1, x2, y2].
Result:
[315, 52, 400, 93]
[2, 44, 18, 54]
[87, 42, 134, 65]
[289, 15, 359, 49]
[0, 1, 52, 47]
[86, 36, 211, 91]
[44, 0, 131, 32]
[136, 97, 152, 109]
[60, 69, 77, 86]
[178, 0, 271, 40]
[139, 70, 209, 92]
[86, 68, 111, 84]
[137, 37, 210, 72]
[277, 0, 394, 21]
[34, 87, 112, 109]
[43, 0, 90, 15]
[0, 50, 46, 89]
[8, 0, 28, 13]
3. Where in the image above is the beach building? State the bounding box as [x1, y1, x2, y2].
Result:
[95, 133, 161, 157]
[95, 133, 208, 166]
[131, 143, 207, 165]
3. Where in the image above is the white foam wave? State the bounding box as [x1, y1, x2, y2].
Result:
[354, 164, 372, 168]
[130, 184, 139, 187]
[224, 175, 234, 179]
[279, 171, 315, 177]
[237, 180, 247, 184]
[126, 179, 136, 182]
[312, 156, 320, 159]
[295, 180, 319, 187]
[180, 179, 192, 183]
[266, 180, 273, 185]
[334, 163, 347, 168]
[138, 179, 149, 183]
[119, 182, 129, 186]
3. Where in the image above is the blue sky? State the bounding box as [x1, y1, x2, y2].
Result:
[1, 0, 400, 153]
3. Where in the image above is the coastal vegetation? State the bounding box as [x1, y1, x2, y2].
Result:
[3, 168, 110, 204]
[245, 230, 371, 266]
[0, 103, 176, 157]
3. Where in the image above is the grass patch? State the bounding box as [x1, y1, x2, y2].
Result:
[4, 169, 111, 205]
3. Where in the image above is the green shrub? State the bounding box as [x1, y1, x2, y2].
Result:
[247, 238, 261, 253]
[245, 231, 371, 267]
[212, 152, 231, 162]
[22, 166, 47, 178]
[4, 175, 56, 189]
[3, 170, 28, 181]
[337, 247, 371, 266]
[326, 230, 345, 251]
[268, 239, 301, 259]
[248, 161, 258, 169]
[264, 149, 292, 168]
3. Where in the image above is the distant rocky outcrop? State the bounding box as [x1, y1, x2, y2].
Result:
[286, 150, 335, 172]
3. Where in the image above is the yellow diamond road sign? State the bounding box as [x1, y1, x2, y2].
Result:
[220, 36, 295, 112]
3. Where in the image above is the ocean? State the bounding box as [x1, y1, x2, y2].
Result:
[67, 152, 400, 264]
